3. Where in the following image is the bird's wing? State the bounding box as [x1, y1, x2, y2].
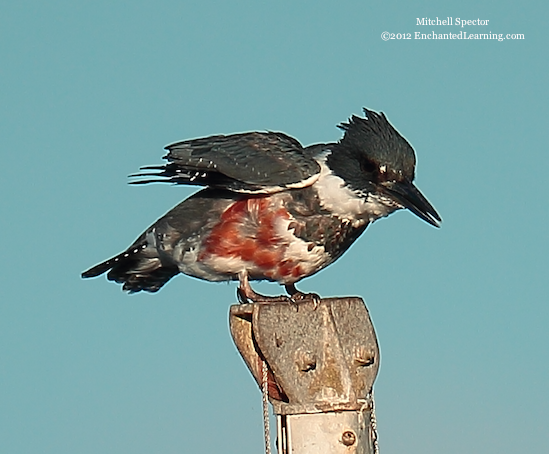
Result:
[131, 131, 321, 194]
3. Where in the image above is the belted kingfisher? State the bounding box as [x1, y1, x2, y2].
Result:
[82, 108, 441, 302]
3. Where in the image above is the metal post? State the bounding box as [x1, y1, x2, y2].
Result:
[230, 297, 379, 454]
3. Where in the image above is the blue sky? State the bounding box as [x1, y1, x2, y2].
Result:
[1, 1, 546, 453]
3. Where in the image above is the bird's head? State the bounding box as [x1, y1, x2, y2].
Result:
[328, 108, 441, 227]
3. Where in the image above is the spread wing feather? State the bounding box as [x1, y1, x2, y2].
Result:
[130, 132, 321, 194]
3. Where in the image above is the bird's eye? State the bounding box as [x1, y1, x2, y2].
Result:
[360, 158, 377, 174]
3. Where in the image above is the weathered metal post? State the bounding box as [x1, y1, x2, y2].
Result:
[230, 297, 380, 454]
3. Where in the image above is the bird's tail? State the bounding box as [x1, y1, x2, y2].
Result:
[81, 241, 179, 293]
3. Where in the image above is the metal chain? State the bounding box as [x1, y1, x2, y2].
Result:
[357, 391, 380, 454]
[370, 390, 379, 454]
[262, 360, 272, 454]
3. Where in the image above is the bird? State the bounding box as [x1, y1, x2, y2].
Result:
[82, 107, 441, 303]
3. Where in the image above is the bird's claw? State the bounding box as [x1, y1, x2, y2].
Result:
[236, 287, 293, 305]
[289, 291, 321, 309]
[237, 277, 321, 307]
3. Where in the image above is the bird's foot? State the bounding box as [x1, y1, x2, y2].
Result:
[285, 284, 321, 309]
[237, 273, 293, 304]
[237, 273, 321, 306]
[236, 287, 292, 305]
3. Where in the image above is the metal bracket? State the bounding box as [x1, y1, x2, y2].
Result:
[230, 297, 380, 453]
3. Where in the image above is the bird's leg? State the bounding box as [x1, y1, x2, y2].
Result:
[237, 272, 291, 304]
[285, 283, 321, 308]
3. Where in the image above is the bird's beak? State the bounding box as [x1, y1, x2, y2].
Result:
[383, 180, 442, 227]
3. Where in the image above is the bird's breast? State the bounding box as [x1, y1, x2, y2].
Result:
[194, 195, 330, 283]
